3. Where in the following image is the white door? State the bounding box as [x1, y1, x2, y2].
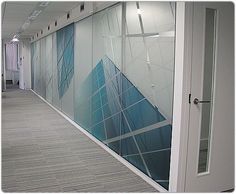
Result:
[185, 2, 234, 192]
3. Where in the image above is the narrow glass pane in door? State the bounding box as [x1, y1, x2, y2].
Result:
[198, 8, 216, 173]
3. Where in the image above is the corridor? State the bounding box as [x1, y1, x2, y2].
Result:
[2, 88, 156, 192]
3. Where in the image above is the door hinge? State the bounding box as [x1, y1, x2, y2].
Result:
[189, 93, 191, 104]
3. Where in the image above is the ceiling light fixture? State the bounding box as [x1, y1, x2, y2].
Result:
[11, 35, 19, 42]
[137, 8, 142, 15]
[12, 38, 19, 42]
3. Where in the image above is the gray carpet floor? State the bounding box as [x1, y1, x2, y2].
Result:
[2, 88, 157, 192]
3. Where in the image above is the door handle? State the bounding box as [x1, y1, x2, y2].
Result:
[193, 98, 211, 105]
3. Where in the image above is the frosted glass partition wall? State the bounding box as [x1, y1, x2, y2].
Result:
[45, 35, 53, 104]
[31, 2, 175, 190]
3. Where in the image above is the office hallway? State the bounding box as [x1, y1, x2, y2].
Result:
[2, 89, 157, 192]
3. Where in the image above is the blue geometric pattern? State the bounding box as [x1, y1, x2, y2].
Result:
[74, 55, 172, 189]
[56, 23, 74, 98]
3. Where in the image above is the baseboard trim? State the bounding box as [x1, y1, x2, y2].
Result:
[30, 89, 167, 192]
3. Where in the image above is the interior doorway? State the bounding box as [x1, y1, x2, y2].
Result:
[4, 42, 20, 90]
[185, 2, 234, 192]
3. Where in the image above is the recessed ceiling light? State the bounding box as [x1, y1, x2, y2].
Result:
[137, 8, 142, 15]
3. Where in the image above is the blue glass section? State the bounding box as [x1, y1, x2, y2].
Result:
[92, 108, 103, 124]
[121, 137, 139, 156]
[135, 125, 172, 153]
[56, 23, 74, 98]
[91, 122, 106, 141]
[105, 113, 120, 139]
[121, 74, 133, 92]
[74, 55, 171, 190]
[124, 100, 165, 132]
[109, 73, 121, 95]
[157, 182, 169, 190]
[92, 92, 101, 111]
[120, 113, 130, 135]
[75, 55, 167, 136]
[109, 137, 139, 157]
[124, 155, 147, 175]
[120, 86, 144, 108]
[143, 150, 171, 189]
[76, 104, 92, 130]
[100, 87, 108, 106]
[96, 62, 105, 88]
[92, 71, 99, 92]
[108, 141, 120, 154]
[102, 103, 112, 119]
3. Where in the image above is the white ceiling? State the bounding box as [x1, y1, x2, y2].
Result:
[2, 1, 80, 40]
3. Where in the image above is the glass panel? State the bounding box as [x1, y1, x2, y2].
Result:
[139, 2, 175, 34]
[143, 150, 171, 188]
[45, 35, 53, 104]
[124, 2, 175, 189]
[63, 26, 74, 118]
[198, 8, 216, 173]
[92, 122, 106, 141]
[34, 41, 41, 95]
[40, 38, 46, 98]
[52, 32, 61, 110]
[31, 2, 175, 190]
[124, 155, 147, 174]
[74, 16, 93, 130]
[56, 24, 75, 119]
[135, 125, 172, 153]
[31, 43, 34, 90]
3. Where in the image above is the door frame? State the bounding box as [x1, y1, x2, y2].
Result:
[169, 2, 194, 192]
